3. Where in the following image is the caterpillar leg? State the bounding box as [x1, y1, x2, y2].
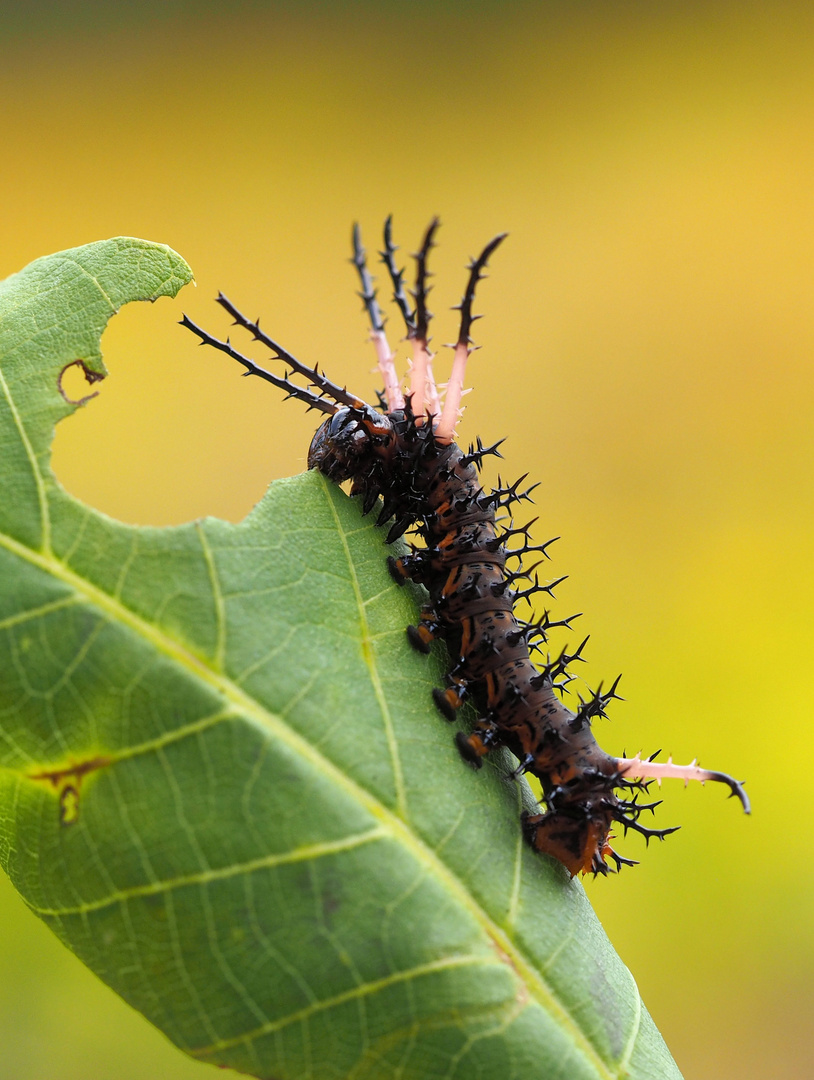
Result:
[387, 556, 406, 584]
[433, 680, 468, 721]
[388, 552, 433, 588]
[456, 720, 501, 769]
[389, 554, 427, 585]
[407, 607, 441, 654]
[507, 753, 536, 782]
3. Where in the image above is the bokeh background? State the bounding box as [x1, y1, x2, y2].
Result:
[1, 2, 811, 1077]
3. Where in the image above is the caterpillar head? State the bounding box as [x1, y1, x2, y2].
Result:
[308, 405, 393, 481]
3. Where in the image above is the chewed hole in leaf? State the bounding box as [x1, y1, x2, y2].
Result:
[58, 359, 103, 406]
[51, 294, 291, 528]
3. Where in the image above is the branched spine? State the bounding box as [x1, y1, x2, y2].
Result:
[453, 232, 509, 347]
[380, 216, 416, 336]
[351, 223, 385, 333]
[180, 315, 338, 415]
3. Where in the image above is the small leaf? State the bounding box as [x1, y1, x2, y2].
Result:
[0, 239, 681, 1079]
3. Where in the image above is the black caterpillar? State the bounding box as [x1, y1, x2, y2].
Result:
[183, 219, 749, 876]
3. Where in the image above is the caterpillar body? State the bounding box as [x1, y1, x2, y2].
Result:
[183, 219, 749, 876]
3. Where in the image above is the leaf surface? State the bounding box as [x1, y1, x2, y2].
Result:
[0, 239, 681, 1079]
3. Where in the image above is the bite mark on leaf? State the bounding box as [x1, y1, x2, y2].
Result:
[58, 359, 104, 406]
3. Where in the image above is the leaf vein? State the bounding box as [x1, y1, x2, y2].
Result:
[191, 954, 495, 1059]
[318, 473, 408, 822]
[0, 594, 80, 632]
[615, 965, 643, 1077]
[197, 523, 227, 670]
[0, 363, 49, 550]
[29, 827, 390, 916]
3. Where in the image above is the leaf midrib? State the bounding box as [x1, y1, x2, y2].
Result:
[320, 474, 408, 819]
[0, 514, 628, 1080]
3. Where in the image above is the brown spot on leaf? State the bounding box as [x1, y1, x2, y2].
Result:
[59, 785, 80, 826]
[28, 755, 112, 826]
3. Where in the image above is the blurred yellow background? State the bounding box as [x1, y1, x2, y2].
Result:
[1, 2, 811, 1077]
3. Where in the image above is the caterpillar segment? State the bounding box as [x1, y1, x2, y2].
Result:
[184, 217, 749, 877]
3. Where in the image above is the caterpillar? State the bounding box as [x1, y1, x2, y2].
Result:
[182, 219, 749, 876]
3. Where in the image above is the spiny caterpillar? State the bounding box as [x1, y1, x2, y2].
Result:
[182, 219, 749, 876]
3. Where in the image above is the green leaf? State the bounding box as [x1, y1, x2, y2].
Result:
[0, 239, 682, 1080]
